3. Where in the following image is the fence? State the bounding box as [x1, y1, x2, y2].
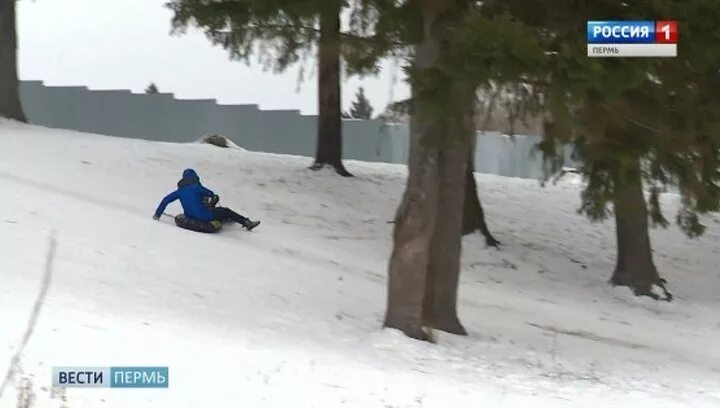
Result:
[20, 80, 563, 179]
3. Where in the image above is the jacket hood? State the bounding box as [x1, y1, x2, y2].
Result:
[178, 168, 200, 188]
[183, 169, 199, 179]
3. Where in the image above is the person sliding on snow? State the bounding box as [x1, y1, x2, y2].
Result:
[153, 168, 260, 231]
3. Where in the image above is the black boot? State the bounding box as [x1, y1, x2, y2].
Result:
[243, 219, 261, 231]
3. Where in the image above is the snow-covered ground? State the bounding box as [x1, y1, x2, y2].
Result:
[1, 121, 720, 408]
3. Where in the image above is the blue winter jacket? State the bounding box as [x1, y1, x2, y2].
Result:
[154, 169, 215, 221]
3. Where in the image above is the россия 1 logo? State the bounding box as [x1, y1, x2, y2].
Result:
[587, 20, 678, 57]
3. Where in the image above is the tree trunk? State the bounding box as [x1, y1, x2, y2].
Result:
[384, 115, 440, 341]
[463, 140, 501, 247]
[0, 0, 27, 122]
[384, 0, 449, 341]
[610, 160, 672, 301]
[423, 88, 474, 336]
[311, 5, 352, 177]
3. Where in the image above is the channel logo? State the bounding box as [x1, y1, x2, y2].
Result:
[52, 367, 169, 388]
[586, 20, 678, 57]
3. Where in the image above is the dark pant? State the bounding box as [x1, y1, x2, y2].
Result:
[210, 207, 247, 224]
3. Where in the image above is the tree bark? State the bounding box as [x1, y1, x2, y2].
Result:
[384, 0, 450, 341]
[384, 114, 440, 341]
[311, 5, 352, 177]
[610, 160, 672, 301]
[463, 140, 501, 247]
[423, 88, 474, 336]
[0, 0, 27, 122]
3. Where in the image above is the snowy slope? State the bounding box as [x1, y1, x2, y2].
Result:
[1, 121, 720, 408]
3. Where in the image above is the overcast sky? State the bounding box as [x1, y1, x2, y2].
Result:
[16, 0, 409, 115]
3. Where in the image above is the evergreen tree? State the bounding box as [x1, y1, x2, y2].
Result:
[0, 0, 27, 122]
[145, 82, 160, 94]
[167, 0, 384, 177]
[354, 0, 541, 339]
[484, 0, 720, 300]
[348, 87, 373, 119]
[376, 103, 409, 124]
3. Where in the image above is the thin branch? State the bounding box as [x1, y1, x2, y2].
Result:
[623, 116, 661, 133]
[234, 23, 405, 48]
[0, 231, 57, 399]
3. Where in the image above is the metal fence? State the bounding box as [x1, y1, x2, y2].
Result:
[20, 80, 567, 180]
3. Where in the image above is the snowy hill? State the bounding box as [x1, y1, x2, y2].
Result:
[1, 121, 720, 408]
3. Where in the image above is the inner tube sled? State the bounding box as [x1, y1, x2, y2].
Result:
[174, 214, 222, 233]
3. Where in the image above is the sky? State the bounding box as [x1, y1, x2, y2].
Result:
[16, 0, 410, 115]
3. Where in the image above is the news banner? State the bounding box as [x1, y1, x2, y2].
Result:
[52, 367, 169, 388]
[587, 21, 678, 58]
